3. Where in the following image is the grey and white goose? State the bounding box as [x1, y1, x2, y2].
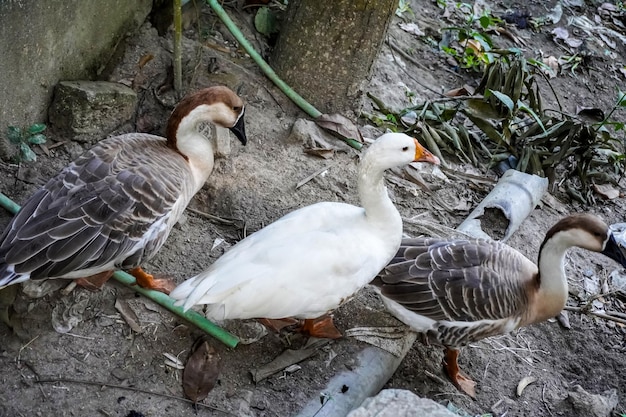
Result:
[371, 213, 626, 397]
[0, 85, 246, 294]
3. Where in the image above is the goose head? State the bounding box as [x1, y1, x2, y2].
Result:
[363, 132, 440, 171]
[539, 213, 626, 266]
[165, 86, 247, 155]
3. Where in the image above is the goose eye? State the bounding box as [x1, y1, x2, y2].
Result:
[233, 106, 242, 113]
[402, 146, 409, 151]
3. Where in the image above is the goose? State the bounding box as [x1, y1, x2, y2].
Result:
[170, 132, 440, 338]
[0, 85, 246, 294]
[371, 213, 626, 397]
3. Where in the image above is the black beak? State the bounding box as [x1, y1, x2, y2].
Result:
[602, 233, 626, 267]
[229, 108, 247, 145]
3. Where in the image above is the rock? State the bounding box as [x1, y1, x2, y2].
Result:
[287, 118, 353, 151]
[567, 385, 618, 417]
[49, 81, 137, 143]
[347, 389, 458, 417]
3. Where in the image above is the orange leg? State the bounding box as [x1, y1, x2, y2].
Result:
[129, 267, 176, 294]
[443, 348, 476, 398]
[75, 271, 115, 291]
[299, 314, 342, 339]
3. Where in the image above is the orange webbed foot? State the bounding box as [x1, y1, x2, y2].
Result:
[300, 315, 342, 339]
[443, 348, 476, 399]
[129, 267, 176, 294]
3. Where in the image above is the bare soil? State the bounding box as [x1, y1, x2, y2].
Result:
[1, 1, 626, 416]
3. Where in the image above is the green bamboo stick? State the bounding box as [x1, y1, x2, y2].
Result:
[0, 192, 239, 349]
[205, 0, 363, 150]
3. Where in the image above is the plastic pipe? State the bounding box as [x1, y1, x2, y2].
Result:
[0, 192, 239, 349]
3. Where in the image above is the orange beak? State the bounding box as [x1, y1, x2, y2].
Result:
[413, 138, 440, 165]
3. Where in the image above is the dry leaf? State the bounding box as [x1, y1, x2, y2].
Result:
[593, 183, 620, 199]
[137, 54, 154, 69]
[542, 56, 559, 78]
[304, 148, 335, 159]
[516, 376, 538, 396]
[315, 114, 364, 144]
[183, 341, 221, 403]
[114, 298, 143, 333]
[444, 84, 475, 97]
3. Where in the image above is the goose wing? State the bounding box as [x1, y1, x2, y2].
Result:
[373, 237, 538, 323]
[0, 134, 192, 284]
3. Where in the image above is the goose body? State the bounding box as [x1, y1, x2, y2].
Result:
[0, 86, 246, 292]
[170, 133, 440, 336]
[372, 213, 626, 396]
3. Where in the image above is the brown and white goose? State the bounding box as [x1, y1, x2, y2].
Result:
[371, 213, 626, 397]
[0, 85, 246, 294]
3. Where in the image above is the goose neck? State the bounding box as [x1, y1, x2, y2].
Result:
[535, 233, 570, 314]
[357, 158, 400, 228]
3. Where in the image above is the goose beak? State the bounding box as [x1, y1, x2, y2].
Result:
[413, 138, 440, 165]
[602, 233, 626, 267]
[229, 108, 247, 145]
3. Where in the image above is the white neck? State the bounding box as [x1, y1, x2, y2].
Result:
[357, 154, 403, 238]
[536, 234, 571, 311]
[175, 111, 216, 192]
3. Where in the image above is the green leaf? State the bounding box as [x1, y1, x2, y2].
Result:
[19, 142, 37, 162]
[517, 100, 545, 132]
[254, 7, 278, 36]
[27, 123, 46, 134]
[7, 126, 22, 144]
[28, 133, 47, 145]
[479, 15, 491, 29]
[487, 89, 514, 113]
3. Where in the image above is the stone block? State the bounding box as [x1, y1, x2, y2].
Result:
[49, 81, 137, 143]
[347, 389, 458, 417]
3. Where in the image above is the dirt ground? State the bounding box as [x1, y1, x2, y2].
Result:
[1, 0, 626, 416]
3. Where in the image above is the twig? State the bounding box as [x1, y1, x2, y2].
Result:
[17, 335, 39, 365]
[63, 332, 96, 340]
[295, 165, 332, 189]
[36, 377, 237, 415]
[564, 306, 626, 325]
[423, 369, 448, 386]
[187, 207, 242, 226]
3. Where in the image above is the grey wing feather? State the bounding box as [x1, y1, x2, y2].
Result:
[373, 237, 535, 323]
[0, 134, 192, 283]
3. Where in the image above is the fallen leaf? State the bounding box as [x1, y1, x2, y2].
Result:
[315, 114, 364, 144]
[137, 54, 154, 69]
[542, 56, 559, 78]
[516, 376, 538, 396]
[444, 85, 475, 97]
[115, 298, 143, 333]
[183, 341, 221, 403]
[163, 352, 185, 370]
[304, 148, 335, 159]
[593, 183, 620, 199]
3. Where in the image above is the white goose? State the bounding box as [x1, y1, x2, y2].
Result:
[170, 132, 440, 338]
[0, 86, 246, 294]
[372, 213, 626, 397]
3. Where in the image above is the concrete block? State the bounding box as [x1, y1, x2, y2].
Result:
[347, 389, 458, 417]
[49, 81, 137, 143]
